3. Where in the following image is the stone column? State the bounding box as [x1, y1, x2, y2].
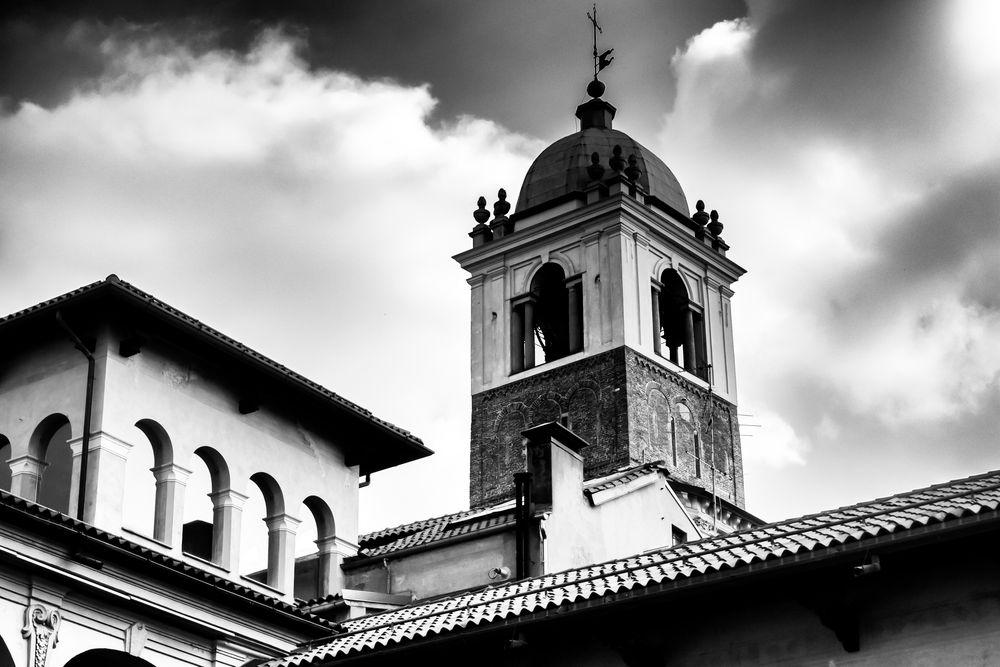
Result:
[567, 279, 582, 354]
[510, 303, 524, 373]
[8, 455, 46, 502]
[264, 513, 301, 596]
[209, 489, 247, 571]
[151, 463, 192, 547]
[523, 299, 535, 369]
[650, 285, 662, 357]
[315, 536, 357, 598]
[68, 431, 131, 529]
[683, 308, 696, 372]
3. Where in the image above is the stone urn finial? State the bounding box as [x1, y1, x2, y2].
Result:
[493, 188, 511, 219]
[587, 152, 605, 182]
[692, 199, 710, 227]
[473, 196, 490, 224]
[707, 209, 724, 236]
[609, 145, 626, 172]
[624, 154, 641, 182]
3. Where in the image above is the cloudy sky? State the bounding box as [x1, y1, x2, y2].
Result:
[2, 0, 998, 537]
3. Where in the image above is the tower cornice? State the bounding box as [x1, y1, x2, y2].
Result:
[454, 193, 746, 284]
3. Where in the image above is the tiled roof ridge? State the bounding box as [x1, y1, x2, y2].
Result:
[0, 275, 423, 446]
[359, 507, 478, 544]
[583, 460, 665, 492]
[364, 464, 671, 546]
[739, 468, 1000, 533]
[331, 470, 1000, 640]
[0, 277, 107, 324]
[0, 489, 332, 628]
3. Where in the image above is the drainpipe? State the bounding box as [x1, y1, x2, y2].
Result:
[513, 471, 533, 580]
[55, 312, 94, 522]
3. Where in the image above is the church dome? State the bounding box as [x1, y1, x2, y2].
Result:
[514, 92, 689, 216]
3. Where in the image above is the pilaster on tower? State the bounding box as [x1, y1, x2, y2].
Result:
[455, 81, 747, 519]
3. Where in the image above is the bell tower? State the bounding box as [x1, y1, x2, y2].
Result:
[455, 81, 747, 521]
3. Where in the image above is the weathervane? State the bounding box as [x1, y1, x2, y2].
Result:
[587, 4, 614, 81]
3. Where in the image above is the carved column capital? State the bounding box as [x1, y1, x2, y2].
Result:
[22, 602, 61, 667]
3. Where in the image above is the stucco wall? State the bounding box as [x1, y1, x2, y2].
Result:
[1, 322, 361, 600]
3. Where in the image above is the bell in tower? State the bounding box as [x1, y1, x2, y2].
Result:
[455, 76, 746, 521]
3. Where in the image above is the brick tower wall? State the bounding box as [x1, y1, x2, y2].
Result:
[468, 346, 744, 510]
[623, 348, 745, 508]
[468, 348, 632, 509]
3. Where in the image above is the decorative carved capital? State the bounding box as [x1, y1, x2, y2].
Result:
[22, 602, 61, 667]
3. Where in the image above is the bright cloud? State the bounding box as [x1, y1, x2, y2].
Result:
[0, 27, 538, 532]
[659, 4, 1000, 519]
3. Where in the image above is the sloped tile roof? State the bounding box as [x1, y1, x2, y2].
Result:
[354, 502, 515, 559]
[0, 276, 430, 470]
[269, 469, 1000, 665]
[0, 490, 331, 632]
[583, 461, 664, 495]
[356, 463, 671, 560]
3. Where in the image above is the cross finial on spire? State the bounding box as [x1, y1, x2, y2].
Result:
[587, 4, 614, 82]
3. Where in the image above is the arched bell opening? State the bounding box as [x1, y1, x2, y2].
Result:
[652, 269, 707, 380]
[511, 262, 583, 373]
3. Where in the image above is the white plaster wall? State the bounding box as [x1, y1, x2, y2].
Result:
[98, 337, 358, 535]
[540, 443, 698, 574]
[1, 324, 361, 600]
[0, 337, 89, 459]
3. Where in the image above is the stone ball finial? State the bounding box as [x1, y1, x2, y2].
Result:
[587, 152, 605, 182]
[625, 154, 641, 182]
[609, 145, 626, 172]
[707, 209, 724, 236]
[587, 78, 606, 99]
[493, 188, 511, 218]
[473, 196, 490, 224]
[692, 199, 710, 226]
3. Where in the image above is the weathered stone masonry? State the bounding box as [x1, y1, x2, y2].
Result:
[470, 346, 743, 509]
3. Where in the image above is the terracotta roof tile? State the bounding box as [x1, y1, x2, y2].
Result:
[354, 503, 517, 559]
[0, 276, 427, 457]
[268, 469, 1000, 665]
[0, 491, 330, 629]
[583, 461, 664, 495]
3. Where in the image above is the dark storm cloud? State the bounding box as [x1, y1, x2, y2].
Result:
[675, 1, 1000, 321]
[0, 0, 745, 137]
[748, 0, 954, 144]
[828, 166, 1000, 323]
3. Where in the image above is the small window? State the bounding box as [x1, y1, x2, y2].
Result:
[670, 417, 677, 467]
[672, 526, 687, 546]
[694, 434, 702, 478]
